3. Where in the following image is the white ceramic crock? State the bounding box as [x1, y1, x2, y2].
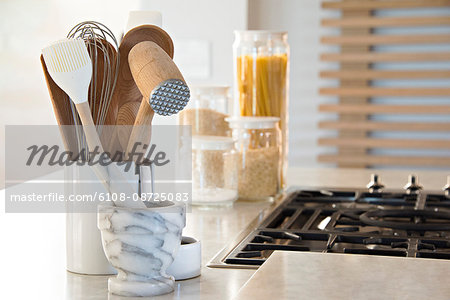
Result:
[65, 162, 146, 275]
[167, 236, 201, 280]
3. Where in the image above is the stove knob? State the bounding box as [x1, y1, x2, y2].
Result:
[403, 175, 423, 193]
[366, 174, 385, 192]
[443, 176, 450, 196]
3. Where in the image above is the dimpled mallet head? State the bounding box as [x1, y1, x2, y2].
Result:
[150, 79, 190, 116]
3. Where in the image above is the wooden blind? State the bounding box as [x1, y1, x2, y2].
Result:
[319, 0, 450, 168]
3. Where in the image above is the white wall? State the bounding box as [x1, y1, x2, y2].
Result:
[138, 0, 247, 86]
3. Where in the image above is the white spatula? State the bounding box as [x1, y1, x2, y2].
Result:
[42, 38, 145, 208]
[42, 39, 105, 157]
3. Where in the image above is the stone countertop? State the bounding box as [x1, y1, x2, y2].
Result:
[234, 251, 450, 300]
[1, 167, 449, 299]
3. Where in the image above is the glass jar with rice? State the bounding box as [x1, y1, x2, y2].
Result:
[179, 85, 231, 137]
[226, 117, 281, 201]
[191, 136, 238, 207]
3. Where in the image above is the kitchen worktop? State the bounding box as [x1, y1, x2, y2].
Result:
[235, 251, 450, 300]
[1, 167, 449, 299]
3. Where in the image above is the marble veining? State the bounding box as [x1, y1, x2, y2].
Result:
[98, 202, 186, 297]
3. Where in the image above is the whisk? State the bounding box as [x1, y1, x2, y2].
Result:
[66, 21, 120, 157]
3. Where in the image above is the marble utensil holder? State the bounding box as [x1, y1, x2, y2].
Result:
[98, 201, 186, 297]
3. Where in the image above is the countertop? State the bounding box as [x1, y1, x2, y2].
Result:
[235, 251, 450, 300]
[1, 167, 449, 299]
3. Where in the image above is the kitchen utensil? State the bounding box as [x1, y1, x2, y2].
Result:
[116, 101, 141, 150]
[107, 24, 174, 155]
[42, 38, 108, 189]
[67, 21, 119, 128]
[40, 55, 78, 155]
[124, 97, 155, 161]
[109, 25, 173, 122]
[125, 41, 189, 161]
[42, 39, 103, 151]
[67, 22, 120, 156]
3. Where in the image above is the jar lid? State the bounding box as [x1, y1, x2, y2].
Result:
[192, 136, 234, 151]
[225, 116, 280, 129]
[234, 30, 288, 41]
[190, 85, 230, 95]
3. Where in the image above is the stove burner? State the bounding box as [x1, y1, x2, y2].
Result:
[360, 209, 450, 231]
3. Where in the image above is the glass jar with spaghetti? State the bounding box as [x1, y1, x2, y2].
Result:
[233, 30, 289, 188]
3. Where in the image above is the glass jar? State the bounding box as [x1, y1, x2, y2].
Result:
[191, 136, 238, 206]
[179, 85, 231, 137]
[226, 117, 281, 201]
[233, 31, 289, 188]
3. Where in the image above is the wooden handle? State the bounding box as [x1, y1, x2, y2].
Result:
[128, 41, 185, 99]
[125, 97, 155, 160]
[75, 101, 110, 184]
[125, 41, 184, 161]
[75, 102, 105, 154]
[107, 101, 141, 158]
[117, 101, 141, 150]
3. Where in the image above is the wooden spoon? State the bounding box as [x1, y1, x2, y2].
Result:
[106, 101, 141, 158]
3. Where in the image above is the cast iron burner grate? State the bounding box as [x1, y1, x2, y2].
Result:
[212, 187, 450, 268]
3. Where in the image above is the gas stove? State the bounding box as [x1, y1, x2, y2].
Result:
[209, 174, 450, 269]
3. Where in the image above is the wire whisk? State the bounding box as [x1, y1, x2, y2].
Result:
[66, 21, 120, 158]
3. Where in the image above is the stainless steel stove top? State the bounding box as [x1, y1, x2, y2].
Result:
[208, 174, 450, 269]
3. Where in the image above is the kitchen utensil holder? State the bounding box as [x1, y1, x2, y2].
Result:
[98, 201, 186, 297]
